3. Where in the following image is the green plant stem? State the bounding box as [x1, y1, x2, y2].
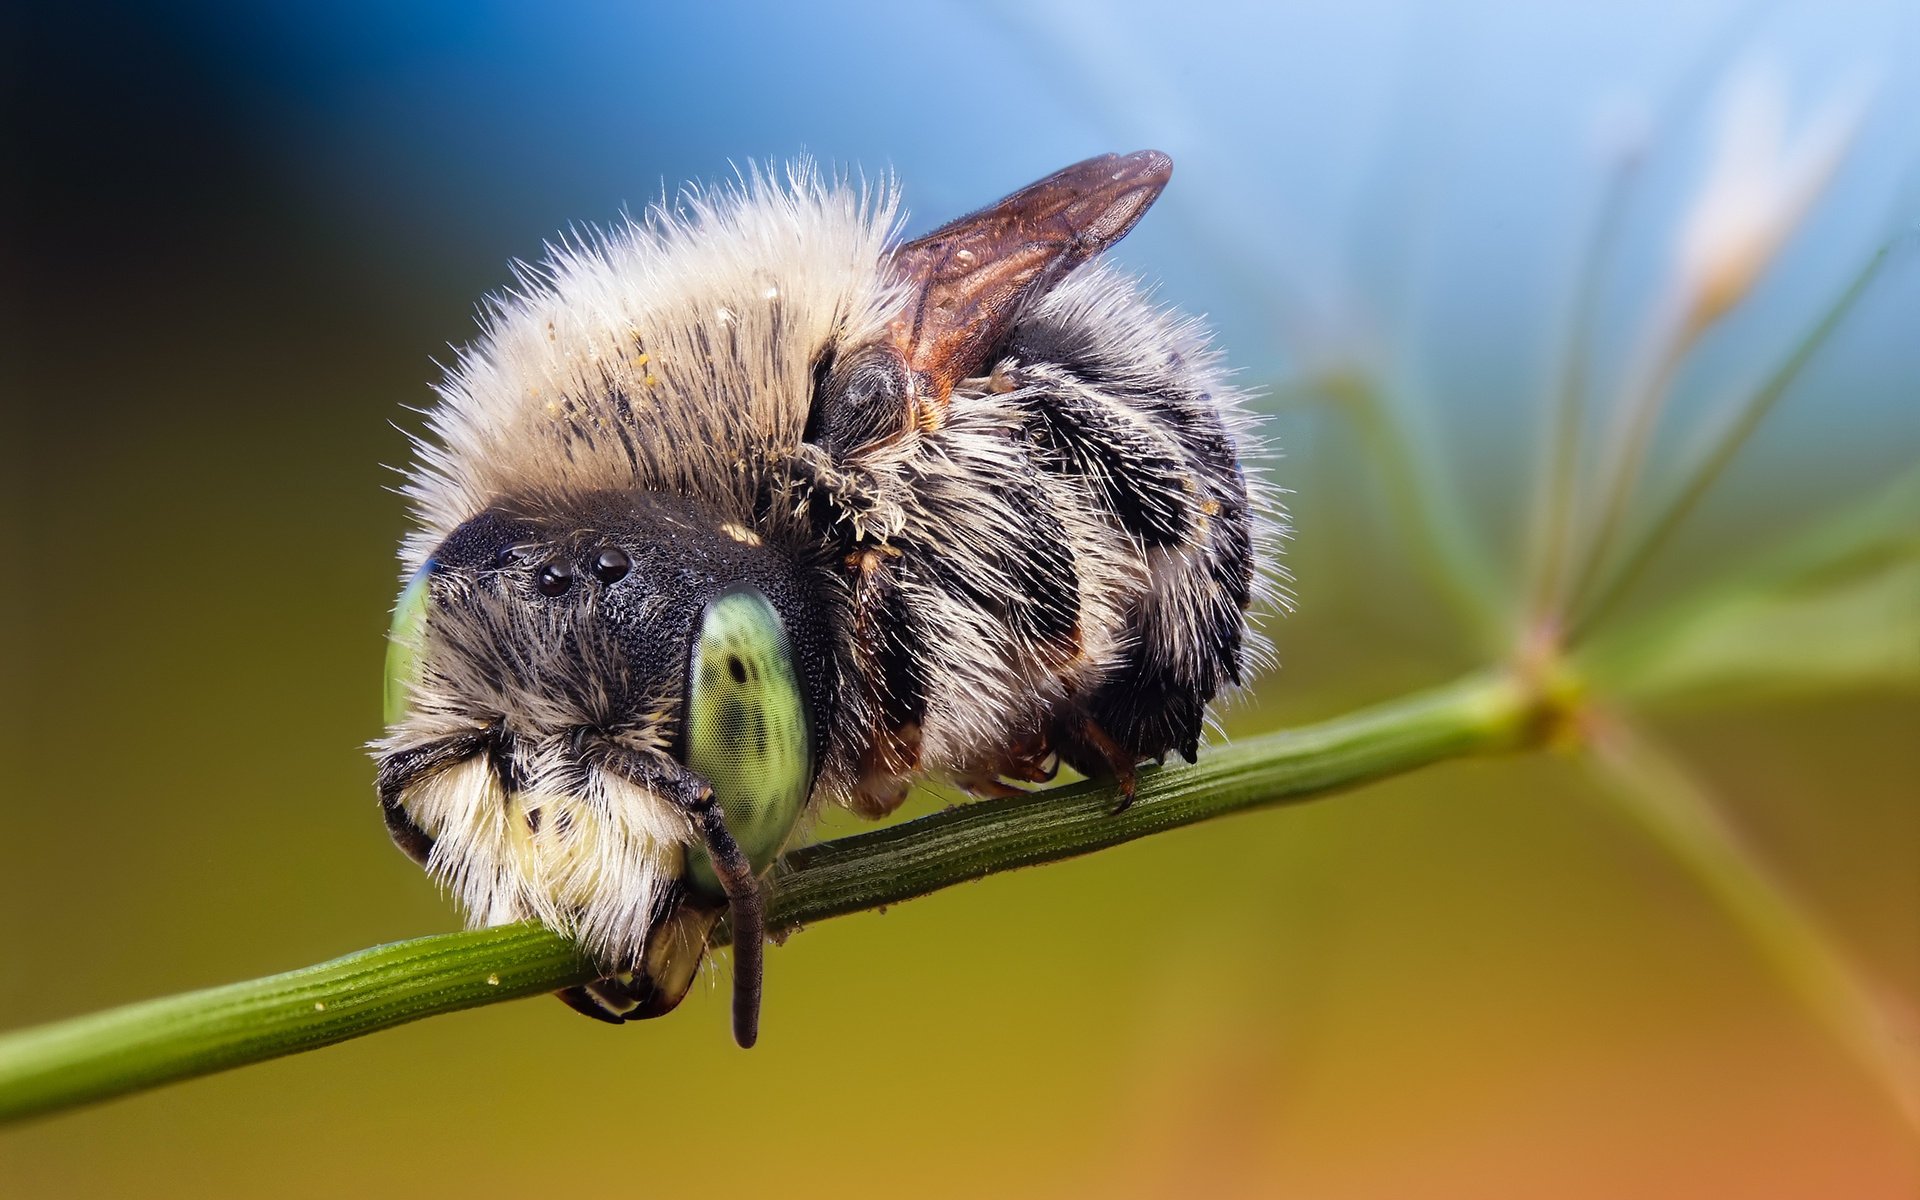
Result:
[0, 671, 1538, 1127]
[1567, 231, 1910, 640]
[1565, 314, 1698, 617]
[1581, 709, 1920, 1134]
[1338, 374, 1509, 648]
[1524, 149, 1637, 628]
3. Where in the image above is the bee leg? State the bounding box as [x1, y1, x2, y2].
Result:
[1001, 731, 1061, 784]
[374, 732, 489, 866]
[954, 731, 1062, 797]
[1050, 709, 1142, 814]
[780, 442, 889, 540]
[952, 772, 1030, 800]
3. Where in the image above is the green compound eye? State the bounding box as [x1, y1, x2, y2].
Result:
[684, 586, 815, 894]
[383, 563, 433, 726]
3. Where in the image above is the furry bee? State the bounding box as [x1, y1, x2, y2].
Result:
[376, 151, 1278, 1047]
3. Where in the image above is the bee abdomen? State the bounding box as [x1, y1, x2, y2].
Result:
[1013, 361, 1194, 548]
[1000, 276, 1266, 768]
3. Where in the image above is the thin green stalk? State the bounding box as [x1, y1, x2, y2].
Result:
[1340, 374, 1509, 648]
[1525, 151, 1638, 628]
[1582, 710, 1920, 1134]
[1568, 230, 1912, 640]
[0, 670, 1538, 1127]
[1579, 459, 1920, 700]
[1564, 316, 1698, 616]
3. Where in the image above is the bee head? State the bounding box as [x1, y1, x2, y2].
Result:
[376, 489, 828, 1044]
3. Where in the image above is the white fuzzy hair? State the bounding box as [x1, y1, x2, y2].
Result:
[402, 161, 905, 572]
[385, 160, 1283, 965]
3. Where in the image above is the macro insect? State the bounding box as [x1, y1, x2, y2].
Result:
[376, 150, 1277, 1048]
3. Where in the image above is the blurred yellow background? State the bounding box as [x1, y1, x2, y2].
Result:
[3, 2, 1915, 1196]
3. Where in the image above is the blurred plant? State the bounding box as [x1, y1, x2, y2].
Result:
[1283, 62, 1919, 1130]
[0, 59, 1913, 1131]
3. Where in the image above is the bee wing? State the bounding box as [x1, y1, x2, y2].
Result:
[890, 150, 1172, 407]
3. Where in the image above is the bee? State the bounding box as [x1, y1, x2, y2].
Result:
[376, 151, 1279, 1048]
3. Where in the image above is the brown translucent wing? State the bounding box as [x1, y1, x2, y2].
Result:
[890, 150, 1173, 407]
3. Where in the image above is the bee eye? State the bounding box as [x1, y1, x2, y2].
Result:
[682, 586, 815, 892]
[536, 562, 575, 597]
[495, 543, 531, 569]
[591, 547, 631, 584]
[384, 562, 433, 726]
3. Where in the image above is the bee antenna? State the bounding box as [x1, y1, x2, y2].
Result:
[596, 750, 767, 1048]
[686, 792, 765, 1049]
